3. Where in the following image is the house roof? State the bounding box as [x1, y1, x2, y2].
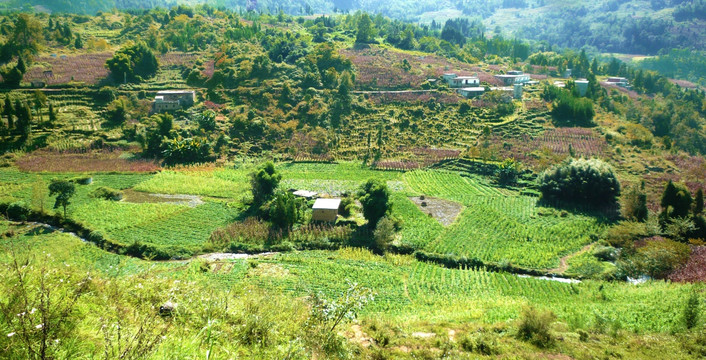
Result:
[313, 198, 341, 210]
[156, 90, 196, 95]
[459, 87, 485, 92]
[293, 190, 318, 198]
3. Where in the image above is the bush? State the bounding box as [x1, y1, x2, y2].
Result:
[6, 201, 30, 221]
[538, 158, 621, 208]
[684, 290, 702, 330]
[604, 221, 647, 248]
[89, 187, 123, 201]
[516, 306, 556, 348]
[373, 217, 396, 252]
[619, 239, 691, 279]
[459, 331, 499, 355]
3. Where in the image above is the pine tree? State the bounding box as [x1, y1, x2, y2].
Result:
[16, 56, 26, 74]
[16, 102, 32, 138]
[48, 102, 57, 124]
[74, 33, 83, 49]
[4, 97, 14, 129]
[695, 188, 704, 216]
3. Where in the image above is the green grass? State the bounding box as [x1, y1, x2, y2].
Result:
[403, 170, 609, 269]
[133, 170, 249, 199]
[391, 193, 445, 248]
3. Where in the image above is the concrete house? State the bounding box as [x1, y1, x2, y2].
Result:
[312, 198, 341, 222]
[458, 87, 485, 98]
[153, 90, 196, 113]
[444, 73, 480, 88]
[606, 77, 630, 88]
[494, 71, 531, 85]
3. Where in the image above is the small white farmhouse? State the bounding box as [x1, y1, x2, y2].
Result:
[312, 198, 341, 222]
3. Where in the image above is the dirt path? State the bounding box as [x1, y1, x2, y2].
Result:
[549, 243, 596, 274]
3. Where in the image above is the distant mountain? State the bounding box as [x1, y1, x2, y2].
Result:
[4, 0, 704, 54]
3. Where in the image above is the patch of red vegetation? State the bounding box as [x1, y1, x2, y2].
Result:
[340, 47, 502, 90]
[25, 53, 112, 85]
[669, 79, 699, 89]
[367, 91, 462, 104]
[17, 150, 161, 173]
[202, 60, 216, 78]
[158, 52, 199, 68]
[669, 246, 706, 282]
[372, 147, 461, 170]
[601, 83, 641, 100]
[494, 127, 610, 167]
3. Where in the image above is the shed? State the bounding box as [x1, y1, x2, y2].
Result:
[312, 198, 341, 222]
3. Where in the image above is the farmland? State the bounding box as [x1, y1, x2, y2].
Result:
[0, 5, 705, 359]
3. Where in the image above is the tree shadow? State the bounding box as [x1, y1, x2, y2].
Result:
[536, 197, 620, 225]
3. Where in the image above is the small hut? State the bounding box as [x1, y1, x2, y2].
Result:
[312, 198, 341, 222]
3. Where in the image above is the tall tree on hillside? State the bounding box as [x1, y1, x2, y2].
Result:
[695, 188, 704, 216]
[33, 90, 47, 123]
[49, 180, 75, 218]
[9, 14, 44, 57]
[661, 180, 693, 220]
[355, 14, 375, 44]
[358, 179, 391, 229]
[250, 161, 281, 205]
[16, 57, 26, 74]
[48, 102, 57, 125]
[15, 102, 32, 138]
[4, 97, 14, 129]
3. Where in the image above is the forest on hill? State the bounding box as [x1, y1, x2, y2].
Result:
[4, 0, 706, 54]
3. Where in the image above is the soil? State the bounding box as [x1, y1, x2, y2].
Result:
[409, 196, 464, 226]
[122, 189, 204, 207]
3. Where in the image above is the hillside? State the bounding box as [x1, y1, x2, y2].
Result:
[6, 0, 706, 54]
[0, 6, 705, 360]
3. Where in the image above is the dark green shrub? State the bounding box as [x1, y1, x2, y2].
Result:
[538, 158, 621, 208]
[89, 187, 123, 201]
[6, 202, 29, 221]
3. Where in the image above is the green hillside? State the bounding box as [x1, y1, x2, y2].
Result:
[0, 5, 705, 360]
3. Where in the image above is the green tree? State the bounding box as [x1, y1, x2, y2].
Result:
[373, 216, 395, 252]
[358, 179, 391, 228]
[250, 162, 282, 204]
[496, 158, 519, 186]
[15, 102, 32, 138]
[48, 180, 76, 218]
[105, 42, 159, 83]
[48, 102, 57, 124]
[269, 191, 301, 230]
[622, 182, 648, 222]
[661, 180, 693, 219]
[3, 96, 14, 129]
[538, 158, 621, 207]
[16, 57, 26, 74]
[355, 13, 375, 44]
[694, 188, 704, 215]
[2, 67, 24, 88]
[74, 33, 83, 49]
[9, 14, 44, 57]
[33, 90, 47, 123]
